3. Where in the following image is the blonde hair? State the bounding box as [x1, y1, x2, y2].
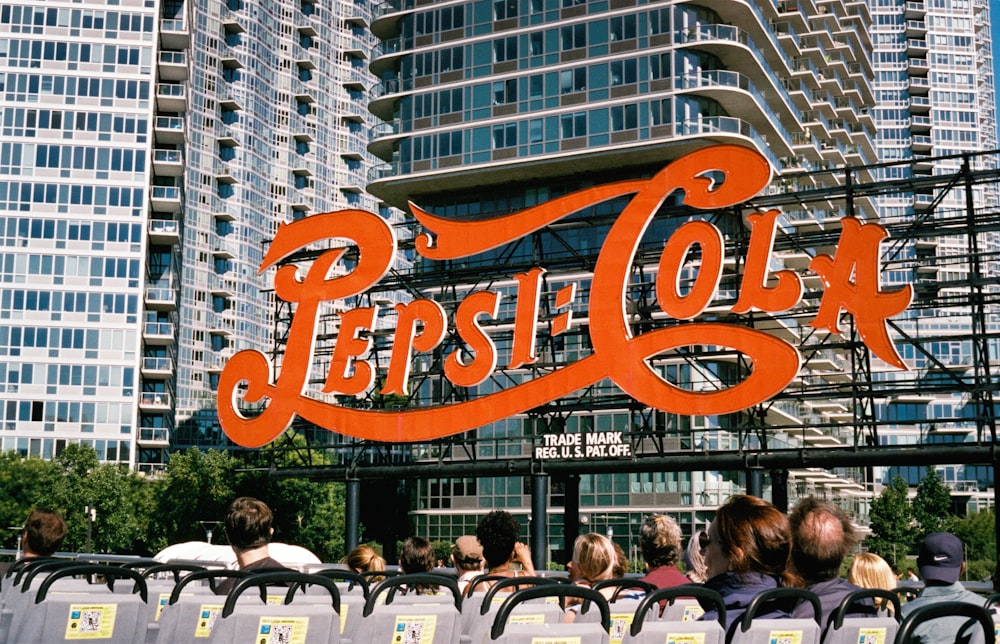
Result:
[345, 544, 386, 574]
[572, 533, 616, 584]
[848, 553, 897, 611]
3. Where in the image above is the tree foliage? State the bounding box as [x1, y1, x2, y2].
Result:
[0, 443, 347, 561]
[866, 475, 915, 567]
[912, 467, 952, 537]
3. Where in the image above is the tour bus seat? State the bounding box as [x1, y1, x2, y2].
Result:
[621, 585, 725, 644]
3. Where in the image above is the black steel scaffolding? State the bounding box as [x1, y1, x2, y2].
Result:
[249, 149, 1000, 557]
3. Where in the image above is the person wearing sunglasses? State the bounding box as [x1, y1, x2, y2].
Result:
[698, 495, 798, 629]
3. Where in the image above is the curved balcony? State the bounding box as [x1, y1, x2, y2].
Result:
[369, 1, 416, 40]
[367, 116, 774, 210]
[369, 75, 413, 121]
[369, 36, 406, 77]
[675, 23, 801, 127]
[368, 120, 406, 161]
[674, 70, 795, 158]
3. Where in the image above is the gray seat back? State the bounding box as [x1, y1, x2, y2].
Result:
[729, 588, 822, 644]
[207, 571, 341, 644]
[4, 564, 149, 644]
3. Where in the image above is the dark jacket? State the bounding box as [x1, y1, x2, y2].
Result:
[791, 577, 875, 631]
[699, 572, 791, 630]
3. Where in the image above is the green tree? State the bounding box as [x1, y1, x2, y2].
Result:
[866, 475, 915, 567]
[236, 431, 347, 562]
[48, 444, 101, 551]
[0, 452, 61, 548]
[949, 509, 995, 562]
[84, 463, 151, 554]
[149, 449, 237, 552]
[911, 467, 952, 537]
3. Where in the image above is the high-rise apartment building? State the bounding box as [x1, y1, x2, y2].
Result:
[0, 0, 384, 473]
[0, 1, 158, 467]
[362, 0, 892, 553]
[869, 0, 999, 494]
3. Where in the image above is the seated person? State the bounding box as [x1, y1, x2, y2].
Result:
[399, 536, 439, 595]
[214, 497, 286, 595]
[22, 508, 67, 558]
[474, 510, 536, 592]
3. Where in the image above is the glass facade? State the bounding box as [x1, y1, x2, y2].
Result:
[0, 0, 387, 473]
[366, 0, 892, 551]
[0, 0, 157, 466]
[870, 0, 1000, 492]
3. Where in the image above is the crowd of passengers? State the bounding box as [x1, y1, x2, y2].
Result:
[348, 495, 991, 642]
[9, 494, 991, 643]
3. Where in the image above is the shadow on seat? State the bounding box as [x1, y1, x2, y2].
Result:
[822, 588, 899, 644]
[894, 600, 995, 644]
[622, 585, 726, 644]
[209, 571, 341, 644]
[728, 587, 821, 644]
[463, 576, 563, 644]
[489, 584, 610, 643]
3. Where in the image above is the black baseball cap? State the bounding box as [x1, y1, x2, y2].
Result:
[917, 532, 963, 583]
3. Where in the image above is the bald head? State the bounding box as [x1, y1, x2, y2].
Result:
[789, 497, 858, 584]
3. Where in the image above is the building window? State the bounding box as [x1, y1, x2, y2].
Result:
[494, 0, 517, 20]
[560, 111, 586, 138]
[492, 123, 517, 148]
[560, 23, 585, 50]
[493, 78, 516, 104]
[494, 36, 517, 63]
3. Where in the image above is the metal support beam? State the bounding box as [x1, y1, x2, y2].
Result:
[531, 472, 548, 571]
[345, 477, 361, 553]
[563, 474, 579, 567]
[771, 470, 789, 512]
[257, 444, 1000, 482]
[747, 468, 764, 498]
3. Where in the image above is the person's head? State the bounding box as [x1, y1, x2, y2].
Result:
[224, 497, 273, 552]
[788, 496, 859, 584]
[452, 535, 484, 572]
[22, 508, 66, 557]
[569, 532, 616, 584]
[917, 532, 964, 584]
[639, 514, 683, 569]
[476, 510, 521, 569]
[345, 544, 386, 574]
[683, 530, 708, 583]
[849, 552, 897, 609]
[399, 536, 435, 574]
[702, 494, 794, 585]
[612, 541, 628, 577]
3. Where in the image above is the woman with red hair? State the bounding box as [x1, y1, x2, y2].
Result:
[699, 494, 798, 628]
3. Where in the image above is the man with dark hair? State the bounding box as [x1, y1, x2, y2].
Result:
[637, 514, 688, 588]
[902, 532, 986, 643]
[22, 508, 67, 558]
[789, 497, 873, 628]
[214, 497, 286, 595]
